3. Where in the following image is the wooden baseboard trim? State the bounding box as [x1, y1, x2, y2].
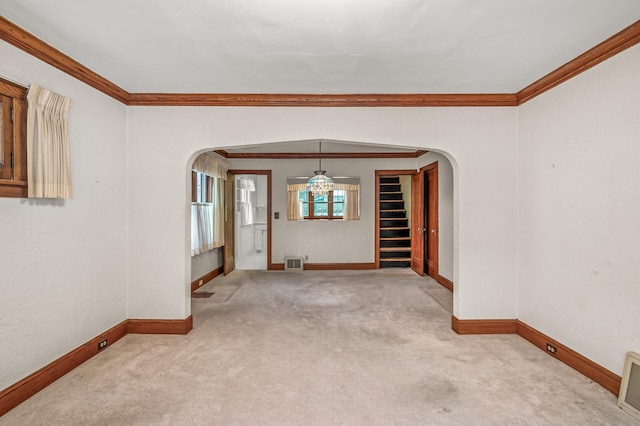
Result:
[127, 316, 193, 335]
[304, 262, 376, 270]
[450, 316, 622, 395]
[436, 275, 454, 291]
[0, 320, 128, 417]
[269, 262, 376, 271]
[191, 266, 223, 292]
[451, 316, 518, 334]
[516, 321, 621, 395]
[1, 314, 194, 416]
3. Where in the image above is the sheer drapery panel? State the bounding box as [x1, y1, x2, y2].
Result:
[26, 84, 72, 198]
[191, 153, 229, 257]
[287, 183, 306, 220]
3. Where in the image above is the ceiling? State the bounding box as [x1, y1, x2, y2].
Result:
[1, 0, 640, 95]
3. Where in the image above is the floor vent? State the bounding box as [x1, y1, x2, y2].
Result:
[285, 257, 304, 271]
[619, 351, 640, 421]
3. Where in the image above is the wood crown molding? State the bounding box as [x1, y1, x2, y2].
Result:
[216, 149, 427, 159]
[517, 19, 640, 104]
[0, 16, 129, 104]
[2, 17, 639, 107]
[128, 93, 517, 107]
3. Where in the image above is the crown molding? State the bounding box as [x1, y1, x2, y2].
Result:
[214, 149, 428, 159]
[2, 16, 639, 107]
[517, 19, 640, 104]
[0, 16, 130, 104]
[128, 93, 516, 107]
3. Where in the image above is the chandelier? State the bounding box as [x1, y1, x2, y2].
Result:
[307, 141, 334, 196]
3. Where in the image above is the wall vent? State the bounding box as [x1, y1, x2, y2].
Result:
[619, 351, 640, 421]
[285, 257, 304, 271]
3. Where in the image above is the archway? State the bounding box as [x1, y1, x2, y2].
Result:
[184, 141, 459, 324]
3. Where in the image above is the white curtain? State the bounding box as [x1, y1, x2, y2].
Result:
[287, 183, 306, 220]
[336, 183, 359, 220]
[191, 176, 225, 256]
[192, 153, 229, 178]
[27, 84, 72, 198]
[191, 203, 214, 256]
[237, 178, 256, 225]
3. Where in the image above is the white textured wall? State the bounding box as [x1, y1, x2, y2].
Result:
[126, 106, 518, 321]
[190, 248, 223, 281]
[227, 157, 417, 264]
[0, 42, 128, 389]
[518, 45, 640, 375]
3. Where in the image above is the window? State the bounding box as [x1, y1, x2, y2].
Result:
[0, 78, 28, 198]
[192, 171, 212, 203]
[287, 177, 360, 220]
[301, 190, 345, 219]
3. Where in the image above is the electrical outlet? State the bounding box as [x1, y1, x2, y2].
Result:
[98, 339, 108, 350]
[304, 255, 309, 261]
[199, 279, 204, 286]
[546, 343, 557, 355]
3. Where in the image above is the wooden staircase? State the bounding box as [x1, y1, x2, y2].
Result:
[379, 176, 411, 268]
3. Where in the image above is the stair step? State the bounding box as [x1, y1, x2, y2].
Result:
[380, 176, 400, 184]
[380, 201, 404, 210]
[380, 250, 411, 259]
[380, 260, 411, 268]
[380, 238, 411, 248]
[380, 228, 410, 238]
[380, 210, 407, 218]
[380, 219, 408, 228]
[380, 184, 401, 192]
[380, 193, 403, 200]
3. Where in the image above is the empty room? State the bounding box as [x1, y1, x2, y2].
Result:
[1, 1, 640, 424]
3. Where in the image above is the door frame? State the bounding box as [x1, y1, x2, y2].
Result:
[423, 162, 439, 279]
[375, 169, 417, 268]
[227, 170, 274, 270]
[223, 172, 235, 275]
[411, 170, 424, 275]
[410, 161, 439, 278]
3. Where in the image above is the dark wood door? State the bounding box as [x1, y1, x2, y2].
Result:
[223, 173, 235, 275]
[424, 163, 439, 278]
[411, 171, 425, 275]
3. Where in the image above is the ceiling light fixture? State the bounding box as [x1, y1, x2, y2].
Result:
[307, 141, 334, 196]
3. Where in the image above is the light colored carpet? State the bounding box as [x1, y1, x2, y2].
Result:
[1, 269, 636, 425]
[420, 275, 453, 313]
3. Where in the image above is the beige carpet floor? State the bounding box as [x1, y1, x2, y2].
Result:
[1, 269, 636, 425]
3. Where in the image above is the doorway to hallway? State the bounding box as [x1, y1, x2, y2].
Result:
[233, 173, 269, 270]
